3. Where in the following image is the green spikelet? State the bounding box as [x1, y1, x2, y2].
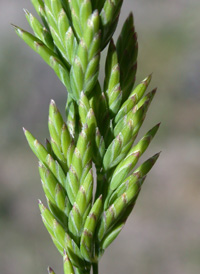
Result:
[68, 167, 93, 237]
[97, 178, 143, 242]
[107, 152, 160, 208]
[99, 201, 138, 255]
[133, 152, 161, 178]
[65, 95, 78, 139]
[103, 119, 135, 170]
[44, 0, 77, 66]
[39, 200, 89, 270]
[104, 39, 122, 116]
[100, 0, 123, 48]
[48, 99, 74, 171]
[31, 0, 49, 29]
[63, 250, 75, 274]
[70, 10, 101, 100]
[38, 161, 70, 229]
[65, 124, 92, 205]
[78, 92, 91, 126]
[46, 154, 66, 187]
[89, 83, 109, 134]
[103, 98, 154, 170]
[100, 222, 124, 251]
[114, 74, 152, 124]
[113, 95, 154, 137]
[16, 0, 160, 273]
[107, 176, 145, 210]
[116, 13, 138, 102]
[13, 26, 71, 95]
[109, 123, 160, 192]
[23, 128, 49, 163]
[39, 200, 67, 253]
[39, 162, 66, 208]
[92, 127, 106, 167]
[80, 195, 103, 262]
[69, 0, 92, 40]
[24, 129, 66, 186]
[24, 9, 54, 50]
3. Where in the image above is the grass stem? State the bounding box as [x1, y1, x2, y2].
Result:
[92, 262, 98, 274]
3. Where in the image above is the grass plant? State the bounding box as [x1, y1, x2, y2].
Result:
[14, 0, 160, 273]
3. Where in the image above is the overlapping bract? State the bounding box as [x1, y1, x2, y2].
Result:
[15, 0, 160, 273]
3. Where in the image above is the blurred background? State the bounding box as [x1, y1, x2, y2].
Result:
[0, 0, 200, 273]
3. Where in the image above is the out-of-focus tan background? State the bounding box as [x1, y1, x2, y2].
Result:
[1, 0, 200, 273]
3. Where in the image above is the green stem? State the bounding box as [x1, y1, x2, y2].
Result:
[92, 263, 98, 274]
[74, 268, 90, 274]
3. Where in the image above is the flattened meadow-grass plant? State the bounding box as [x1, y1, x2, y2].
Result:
[13, 0, 160, 273]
